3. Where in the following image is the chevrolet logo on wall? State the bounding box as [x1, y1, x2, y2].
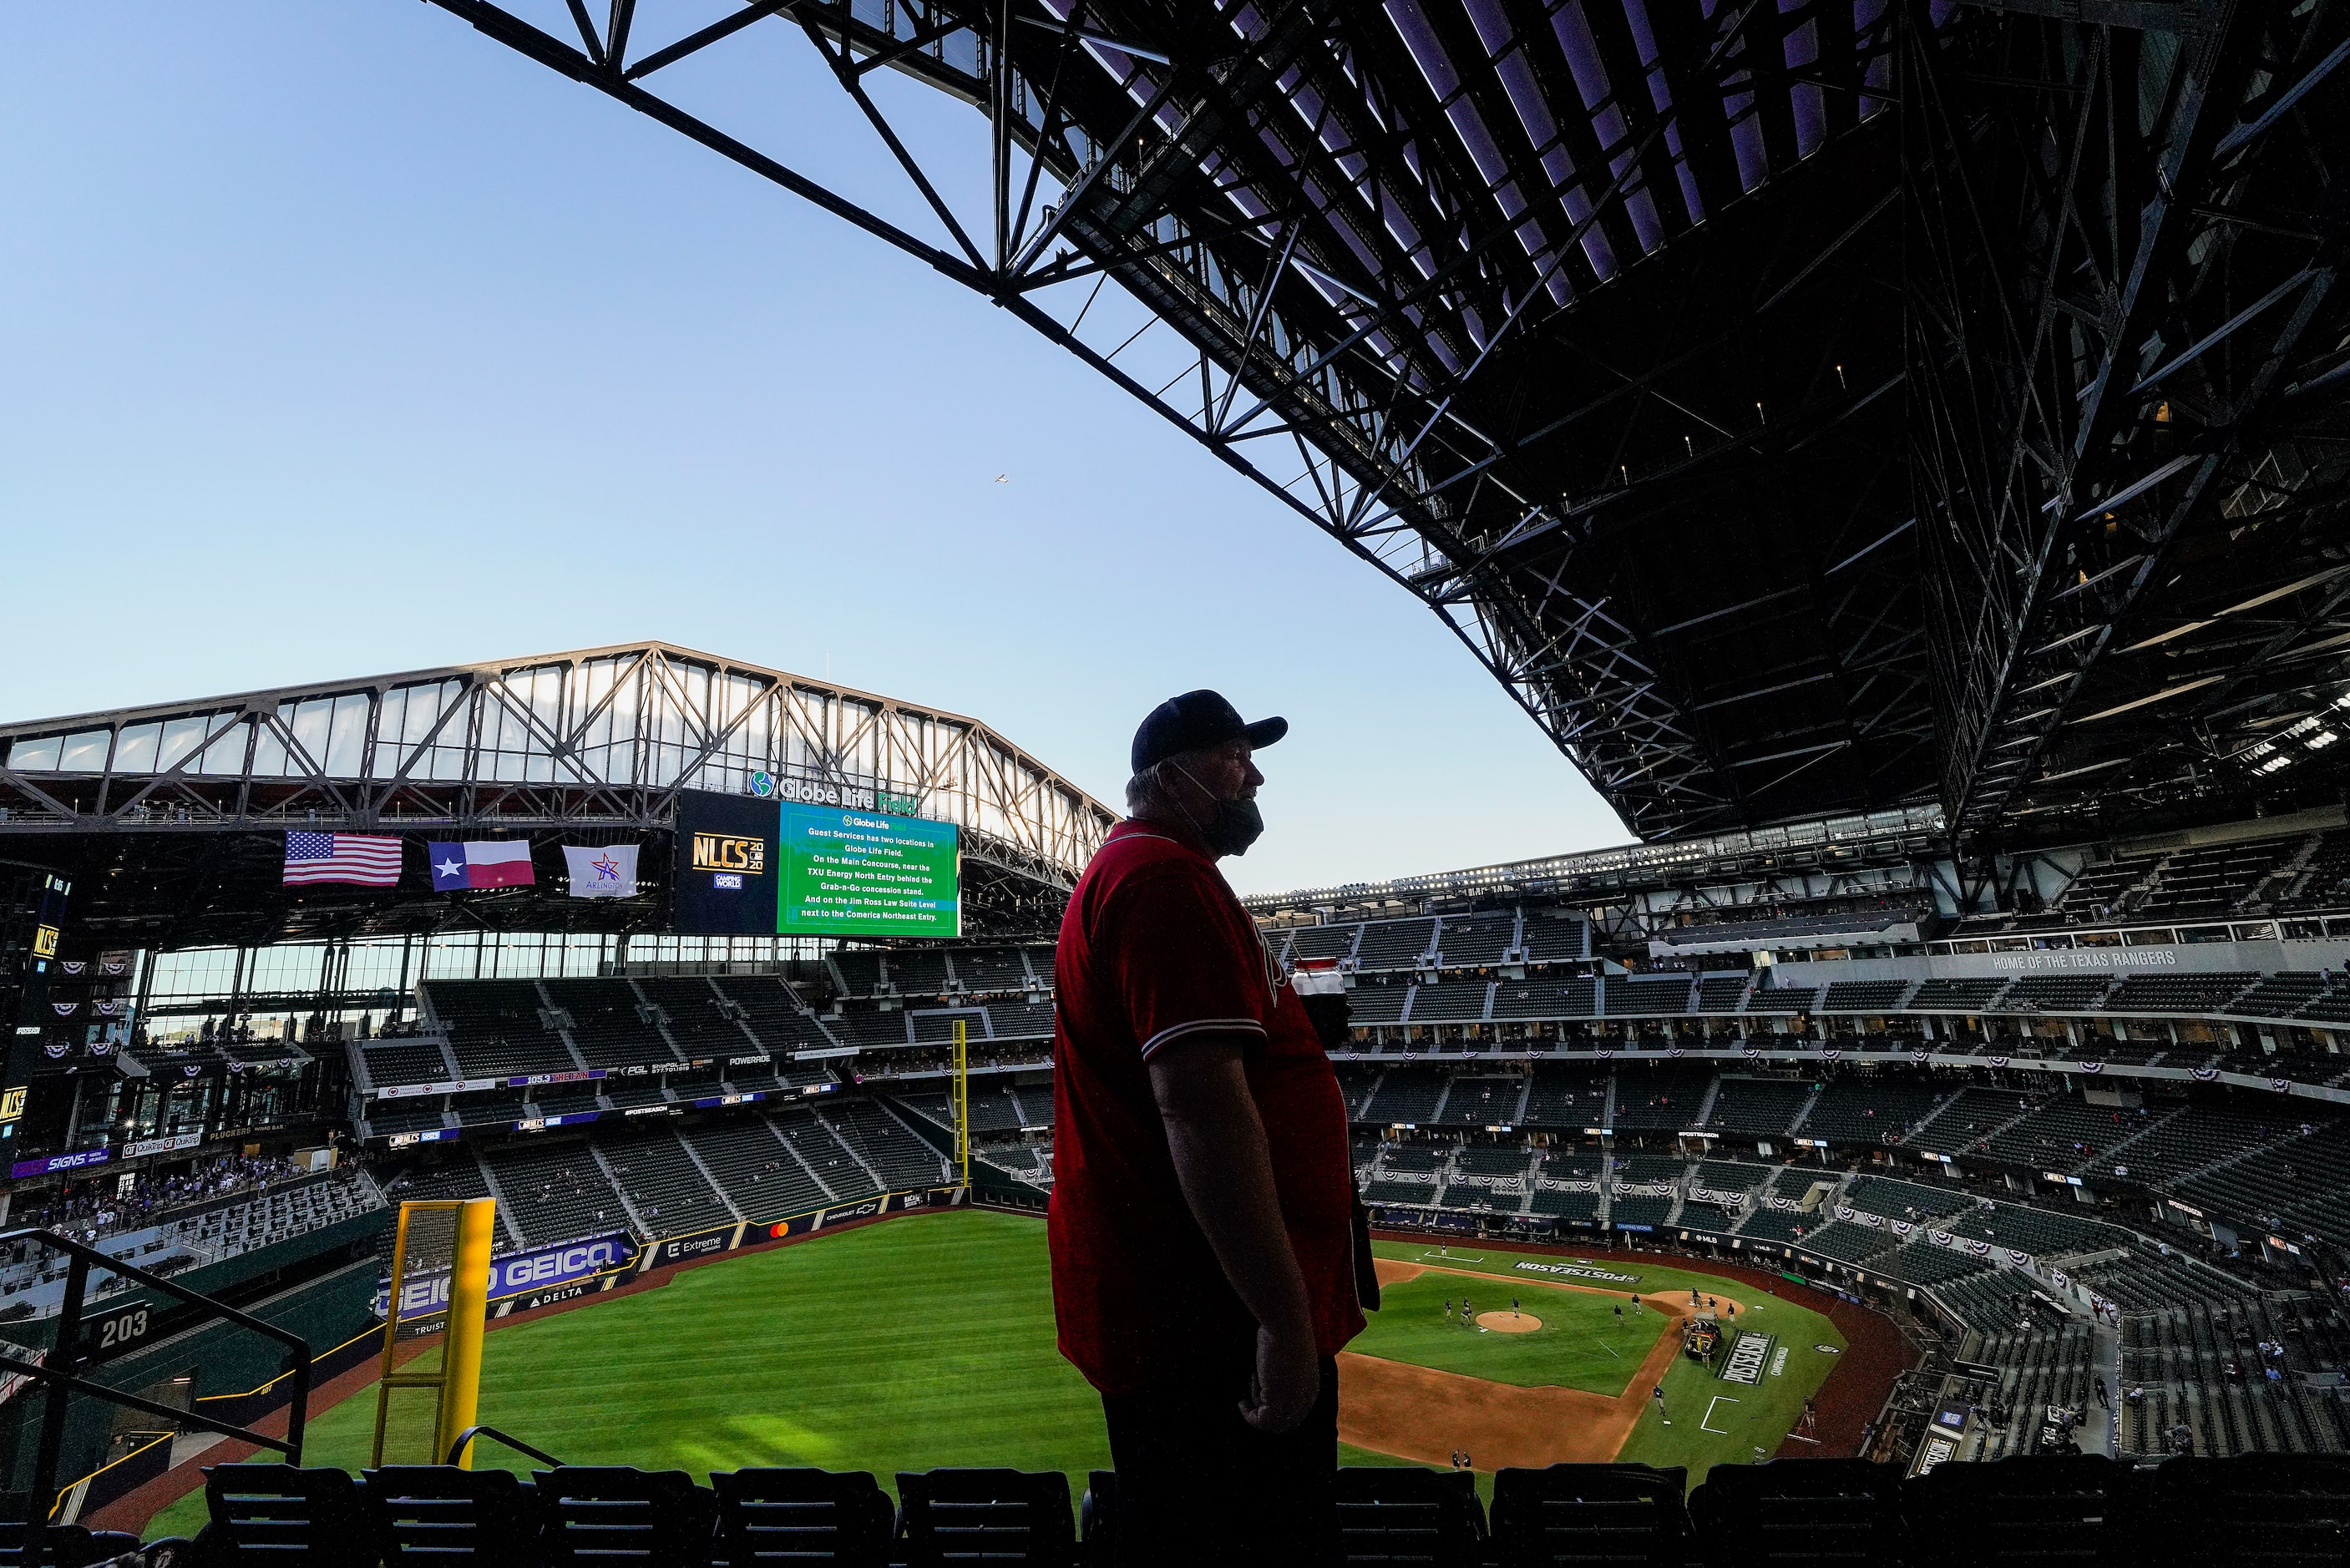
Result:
[691, 834, 766, 875]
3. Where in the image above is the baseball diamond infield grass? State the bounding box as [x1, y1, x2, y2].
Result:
[143, 1212, 1846, 1538]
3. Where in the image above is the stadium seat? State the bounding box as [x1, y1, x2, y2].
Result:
[1333, 1466, 1484, 1566]
[895, 1469, 1074, 1568]
[361, 1464, 540, 1562]
[2143, 1454, 2350, 1565]
[1077, 1471, 1117, 1568]
[1687, 1459, 1903, 1566]
[0, 1515, 143, 1568]
[710, 1469, 894, 1567]
[1487, 1463, 1687, 1568]
[195, 1464, 374, 1566]
[1904, 1454, 2138, 1567]
[532, 1466, 718, 1567]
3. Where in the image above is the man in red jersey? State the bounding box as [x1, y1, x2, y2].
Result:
[1050, 689, 1365, 1568]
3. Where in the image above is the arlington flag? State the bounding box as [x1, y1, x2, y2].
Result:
[563, 844, 640, 899]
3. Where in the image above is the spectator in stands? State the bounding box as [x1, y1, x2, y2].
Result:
[1050, 690, 1362, 1568]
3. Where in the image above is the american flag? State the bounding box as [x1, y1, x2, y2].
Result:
[283, 832, 403, 886]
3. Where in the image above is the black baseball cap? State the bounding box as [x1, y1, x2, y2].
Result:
[1131, 690, 1288, 774]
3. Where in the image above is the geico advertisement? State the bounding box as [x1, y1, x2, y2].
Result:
[376, 1232, 635, 1322]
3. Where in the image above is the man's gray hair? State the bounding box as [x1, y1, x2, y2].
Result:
[1124, 757, 1183, 817]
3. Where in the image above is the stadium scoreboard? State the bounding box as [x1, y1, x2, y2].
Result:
[675, 789, 960, 938]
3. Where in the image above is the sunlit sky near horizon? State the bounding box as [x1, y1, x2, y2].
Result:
[0, 4, 1633, 895]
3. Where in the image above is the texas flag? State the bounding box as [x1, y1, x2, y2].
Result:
[427, 841, 536, 891]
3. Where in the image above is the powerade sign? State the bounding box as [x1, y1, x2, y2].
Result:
[379, 1232, 636, 1323]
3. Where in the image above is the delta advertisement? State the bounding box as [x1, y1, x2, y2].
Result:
[673, 788, 960, 938]
[377, 1231, 638, 1327]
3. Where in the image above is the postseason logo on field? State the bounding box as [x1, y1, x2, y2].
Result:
[1719, 1332, 1775, 1386]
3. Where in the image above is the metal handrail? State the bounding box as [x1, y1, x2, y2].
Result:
[0, 1226, 312, 1561]
[443, 1424, 565, 1469]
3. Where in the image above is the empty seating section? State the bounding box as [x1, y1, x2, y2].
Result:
[454, 1094, 529, 1129]
[1452, 1145, 1531, 1178]
[1431, 913, 1514, 966]
[989, 1003, 1056, 1039]
[1946, 1201, 2132, 1258]
[1978, 1095, 2138, 1166]
[952, 948, 1031, 993]
[1695, 974, 1750, 1012]
[823, 1101, 947, 1192]
[1745, 984, 1816, 1013]
[713, 979, 838, 1052]
[1520, 1067, 1607, 1125]
[1609, 1195, 1673, 1227]
[1434, 1077, 1524, 1125]
[1801, 1220, 1892, 1263]
[1735, 1206, 1814, 1243]
[1332, 1065, 1380, 1118]
[1693, 1160, 1770, 1194]
[2102, 973, 2259, 1014]
[1407, 981, 1490, 1022]
[596, 1124, 730, 1233]
[889, 951, 951, 998]
[2175, 1119, 2350, 1247]
[1610, 1068, 1710, 1130]
[828, 951, 884, 998]
[1607, 975, 1693, 1015]
[1285, 924, 1359, 964]
[481, 1141, 629, 1248]
[2108, 1104, 2283, 1184]
[1915, 1086, 2034, 1150]
[155, 1176, 383, 1273]
[911, 1009, 989, 1044]
[1821, 980, 1914, 1012]
[544, 979, 677, 1070]
[1705, 1078, 1809, 1135]
[1491, 978, 1594, 1018]
[1843, 1176, 1964, 1222]
[361, 1041, 454, 1090]
[832, 1010, 912, 1048]
[681, 1116, 831, 1217]
[1527, 1189, 1602, 1221]
[1520, 913, 1587, 962]
[772, 1109, 868, 1199]
[1998, 974, 2116, 1012]
[2053, 855, 2162, 919]
[1347, 984, 1410, 1025]
[632, 979, 750, 1059]
[1363, 1067, 1451, 1125]
[365, 1100, 448, 1137]
[1907, 978, 2011, 1011]
[426, 980, 579, 1078]
[1354, 918, 1436, 970]
[2139, 840, 2300, 919]
[1800, 1079, 1946, 1143]
[1877, 1245, 1990, 1287]
[2232, 970, 2333, 1017]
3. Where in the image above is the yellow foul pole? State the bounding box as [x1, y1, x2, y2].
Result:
[952, 1017, 970, 1191]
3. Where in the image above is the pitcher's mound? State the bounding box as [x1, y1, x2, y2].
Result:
[1476, 1311, 1541, 1333]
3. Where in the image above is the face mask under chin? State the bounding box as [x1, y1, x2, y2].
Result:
[1171, 764, 1267, 857]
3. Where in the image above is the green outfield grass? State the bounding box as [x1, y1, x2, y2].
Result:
[144, 1216, 1849, 1537]
[1364, 1240, 1848, 1485]
[1350, 1273, 1661, 1394]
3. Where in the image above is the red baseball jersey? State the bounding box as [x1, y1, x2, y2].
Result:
[1047, 817, 1365, 1394]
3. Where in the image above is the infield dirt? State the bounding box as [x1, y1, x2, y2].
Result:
[1339, 1259, 1709, 1468]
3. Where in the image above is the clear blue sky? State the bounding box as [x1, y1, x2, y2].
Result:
[0, 3, 1628, 895]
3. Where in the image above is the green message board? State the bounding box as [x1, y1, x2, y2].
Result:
[778, 804, 960, 938]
